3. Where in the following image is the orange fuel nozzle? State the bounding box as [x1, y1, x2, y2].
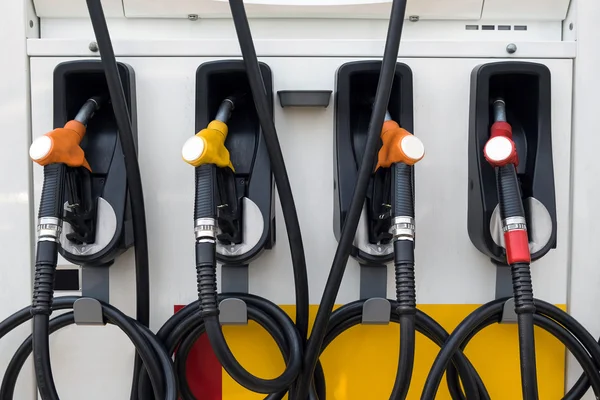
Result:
[376, 118, 424, 170]
[29, 120, 90, 171]
[29, 97, 103, 170]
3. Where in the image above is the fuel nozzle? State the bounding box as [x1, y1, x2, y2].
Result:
[181, 96, 242, 169]
[29, 96, 103, 170]
[483, 99, 518, 167]
[485, 99, 530, 265]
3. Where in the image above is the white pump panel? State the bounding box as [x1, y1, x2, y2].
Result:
[33, 0, 124, 18]
[482, 0, 571, 21]
[121, 0, 484, 19]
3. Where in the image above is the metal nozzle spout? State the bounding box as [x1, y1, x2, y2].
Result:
[215, 93, 247, 123]
[75, 96, 104, 126]
[215, 98, 235, 123]
[493, 99, 507, 123]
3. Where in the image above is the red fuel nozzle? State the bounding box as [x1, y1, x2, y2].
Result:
[484, 100, 519, 168]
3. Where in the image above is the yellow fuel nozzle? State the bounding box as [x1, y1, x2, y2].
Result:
[181, 98, 237, 170]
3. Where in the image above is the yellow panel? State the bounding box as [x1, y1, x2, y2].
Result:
[222, 304, 566, 399]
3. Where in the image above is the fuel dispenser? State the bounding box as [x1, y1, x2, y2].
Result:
[0, 3, 178, 399]
[144, 57, 320, 399]
[420, 62, 600, 399]
[1, 0, 599, 398]
[327, 59, 491, 399]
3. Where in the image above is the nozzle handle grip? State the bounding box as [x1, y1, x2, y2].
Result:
[38, 164, 66, 219]
[392, 163, 414, 218]
[496, 164, 525, 220]
[194, 164, 217, 220]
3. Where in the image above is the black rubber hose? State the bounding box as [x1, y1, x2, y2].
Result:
[390, 260, 416, 399]
[84, 2, 151, 398]
[390, 315, 415, 399]
[38, 164, 66, 218]
[85, 0, 149, 330]
[138, 294, 326, 400]
[392, 163, 414, 217]
[294, 1, 408, 396]
[196, 238, 302, 393]
[32, 315, 59, 400]
[0, 298, 177, 400]
[321, 301, 489, 400]
[496, 161, 538, 399]
[517, 312, 538, 399]
[31, 163, 65, 400]
[1, 313, 74, 399]
[421, 299, 505, 399]
[194, 165, 217, 219]
[497, 164, 525, 219]
[443, 311, 600, 399]
[175, 308, 289, 400]
[535, 299, 600, 399]
[203, 312, 302, 393]
[421, 298, 600, 399]
[228, 0, 310, 347]
[533, 315, 600, 395]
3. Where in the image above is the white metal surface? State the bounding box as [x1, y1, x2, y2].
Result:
[4, 0, 599, 397]
[0, 1, 36, 399]
[32, 0, 124, 18]
[27, 56, 573, 398]
[122, 0, 483, 19]
[566, 0, 600, 396]
[37, 18, 565, 42]
[27, 38, 576, 58]
[482, 0, 571, 21]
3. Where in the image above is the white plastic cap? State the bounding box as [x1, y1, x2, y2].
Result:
[400, 135, 425, 162]
[484, 136, 513, 163]
[182, 136, 206, 163]
[29, 136, 53, 161]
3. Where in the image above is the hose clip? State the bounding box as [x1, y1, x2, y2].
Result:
[391, 216, 415, 241]
[37, 217, 62, 242]
[195, 218, 217, 240]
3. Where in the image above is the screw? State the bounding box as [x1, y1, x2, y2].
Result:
[188, 14, 199, 21]
[569, 22, 574, 31]
[409, 15, 419, 22]
[89, 41, 99, 52]
[506, 43, 517, 54]
[29, 20, 34, 28]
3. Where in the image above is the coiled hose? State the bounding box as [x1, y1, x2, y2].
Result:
[0, 297, 176, 400]
[295, 1, 409, 397]
[421, 298, 600, 399]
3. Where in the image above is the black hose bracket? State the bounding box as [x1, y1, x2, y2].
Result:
[74, 266, 109, 325]
[359, 263, 391, 325]
[496, 265, 518, 324]
[219, 264, 249, 325]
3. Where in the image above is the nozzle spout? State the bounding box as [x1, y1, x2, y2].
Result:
[493, 99, 507, 123]
[75, 96, 104, 126]
[215, 98, 235, 124]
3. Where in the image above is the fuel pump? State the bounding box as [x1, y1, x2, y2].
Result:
[324, 106, 493, 399]
[138, 89, 320, 399]
[0, 0, 178, 398]
[421, 63, 600, 399]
